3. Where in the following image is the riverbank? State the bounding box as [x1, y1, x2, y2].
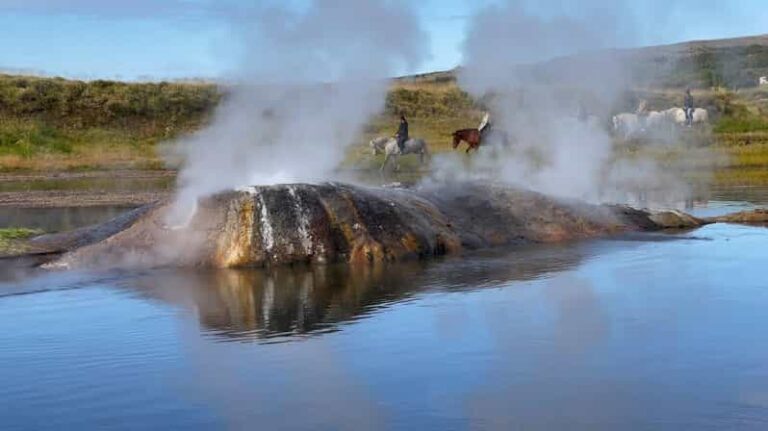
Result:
[0, 189, 169, 208]
[0, 170, 173, 208]
[0, 143, 764, 209]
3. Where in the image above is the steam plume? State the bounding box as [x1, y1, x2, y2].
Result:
[434, 0, 715, 208]
[168, 0, 428, 223]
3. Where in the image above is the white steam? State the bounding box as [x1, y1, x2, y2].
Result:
[434, 0, 711, 208]
[169, 0, 427, 223]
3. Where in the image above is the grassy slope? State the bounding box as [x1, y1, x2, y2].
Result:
[0, 74, 219, 171]
[0, 72, 483, 172]
[2, 53, 768, 185]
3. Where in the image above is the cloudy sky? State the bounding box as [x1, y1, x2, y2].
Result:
[1, 0, 767, 80]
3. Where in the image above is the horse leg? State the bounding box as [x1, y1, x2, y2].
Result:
[380, 153, 391, 172]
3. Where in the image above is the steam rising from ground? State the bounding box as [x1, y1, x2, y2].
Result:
[169, 0, 427, 224]
[432, 1, 715, 208]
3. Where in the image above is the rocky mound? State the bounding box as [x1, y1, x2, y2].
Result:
[35, 182, 711, 270]
[707, 208, 768, 224]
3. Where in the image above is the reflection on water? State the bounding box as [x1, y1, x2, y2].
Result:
[128, 265, 424, 341]
[3, 199, 768, 429]
[709, 185, 768, 204]
[123, 243, 586, 342]
[680, 189, 768, 219]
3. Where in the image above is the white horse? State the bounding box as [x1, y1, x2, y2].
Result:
[666, 107, 708, 126]
[692, 108, 708, 124]
[664, 107, 687, 125]
[644, 110, 668, 129]
[369, 137, 429, 172]
[612, 113, 642, 139]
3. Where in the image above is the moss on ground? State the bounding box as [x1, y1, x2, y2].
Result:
[0, 227, 44, 255]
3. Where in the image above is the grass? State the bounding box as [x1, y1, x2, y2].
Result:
[0, 119, 163, 171]
[1, 73, 768, 190]
[0, 74, 219, 129]
[713, 167, 768, 186]
[0, 73, 217, 171]
[709, 134, 768, 185]
[0, 227, 43, 240]
[716, 136, 768, 165]
[0, 227, 44, 255]
[714, 116, 768, 133]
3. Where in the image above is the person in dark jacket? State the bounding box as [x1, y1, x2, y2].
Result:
[684, 88, 694, 127]
[395, 114, 409, 153]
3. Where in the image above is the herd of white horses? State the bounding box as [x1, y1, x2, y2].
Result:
[611, 107, 709, 139]
[369, 106, 709, 171]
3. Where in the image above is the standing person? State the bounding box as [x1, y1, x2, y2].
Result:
[395, 113, 409, 153]
[684, 88, 694, 127]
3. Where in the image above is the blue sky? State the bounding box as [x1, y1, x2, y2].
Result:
[1, 0, 767, 80]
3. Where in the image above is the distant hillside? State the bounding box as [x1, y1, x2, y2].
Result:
[633, 34, 768, 55]
[396, 34, 768, 90]
[625, 34, 768, 88]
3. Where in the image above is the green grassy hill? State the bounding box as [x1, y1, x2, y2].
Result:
[0, 73, 482, 171]
[2, 33, 768, 175]
[0, 74, 219, 170]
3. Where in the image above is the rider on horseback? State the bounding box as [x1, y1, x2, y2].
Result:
[684, 88, 694, 127]
[395, 113, 409, 153]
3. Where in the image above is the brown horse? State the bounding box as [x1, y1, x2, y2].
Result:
[451, 128, 482, 153]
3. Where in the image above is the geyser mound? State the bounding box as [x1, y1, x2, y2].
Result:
[40, 182, 705, 269]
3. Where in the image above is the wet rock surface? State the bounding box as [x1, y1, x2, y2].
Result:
[707, 208, 768, 224]
[648, 210, 708, 229]
[24, 182, 723, 269]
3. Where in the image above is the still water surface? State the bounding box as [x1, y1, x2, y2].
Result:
[1, 197, 768, 430]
